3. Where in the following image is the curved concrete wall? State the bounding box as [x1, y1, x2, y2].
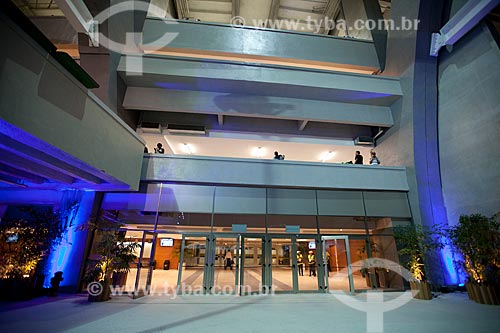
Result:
[438, 23, 500, 225]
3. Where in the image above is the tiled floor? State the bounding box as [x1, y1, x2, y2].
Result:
[0, 292, 499, 333]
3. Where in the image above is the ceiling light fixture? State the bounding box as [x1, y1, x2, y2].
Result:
[182, 143, 192, 155]
[254, 147, 264, 158]
[321, 151, 336, 162]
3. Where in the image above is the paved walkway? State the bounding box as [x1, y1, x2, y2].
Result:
[0, 292, 499, 332]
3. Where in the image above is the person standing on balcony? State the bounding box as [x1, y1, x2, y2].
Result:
[354, 151, 364, 164]
[369, 151, 380, 165]
[154, 143, 165, 154]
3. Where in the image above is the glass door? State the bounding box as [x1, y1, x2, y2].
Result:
[322, 236, 354, 293]
[240, 236, 265, 294]
[270, 237, 296, 293]
[213, 236, 240, 295]
[296, 237, 320, 292]
[177, 235, 208, 294]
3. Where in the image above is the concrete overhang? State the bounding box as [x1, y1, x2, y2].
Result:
[142, 18, 381, 74]
[118, 55, 402, 106]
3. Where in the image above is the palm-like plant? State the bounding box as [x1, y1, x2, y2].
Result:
[393, 224, 443, 282]
[80, 211, 140, 301]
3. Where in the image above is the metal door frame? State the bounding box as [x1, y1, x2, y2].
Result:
[177, 233, 241, 294]
[267, 234, 297, 293]
[239, 234, 267, 295]
[294, 235, 324, 293]
[322, 235, 354, 294]
[133, 230, 155, 299]
[265, 234, 323, 293]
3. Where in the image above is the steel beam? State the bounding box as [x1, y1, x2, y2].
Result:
[322, 0, 341, 35]
[232, 0, 240, 17]
[54, 0, 98, 46]
[0, 162, 46, 184]
[298, 120, 308, 131]
[0, 148, 74, 184]
[267, 0, 280, 28]
[430, 0, 500, 56]
[174, 0, 190, 19]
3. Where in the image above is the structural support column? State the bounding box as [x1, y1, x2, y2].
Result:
[413, 0, 457, 286]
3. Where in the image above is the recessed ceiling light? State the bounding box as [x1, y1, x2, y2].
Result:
[182, 143, 193, 154]
[254, 146, 265, 158]
[321, 151, 336, 162]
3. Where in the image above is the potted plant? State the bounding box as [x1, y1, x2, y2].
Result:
[448, 213, 500, 305]
[81, 211, 140, 302]
[393, 224, 443, 300]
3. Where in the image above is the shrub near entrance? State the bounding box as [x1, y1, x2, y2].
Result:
[393, 224, 444, 300]
[449, 213, 500, 305]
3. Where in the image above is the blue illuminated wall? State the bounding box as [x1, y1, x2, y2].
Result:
[44, 191, 95, 291]
[0, 189, 95, 292]
[377, 0, 461, 285]
[411, 0, 460, 286]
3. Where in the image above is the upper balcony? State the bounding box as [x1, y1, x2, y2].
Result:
[142, 155, 409, 192]
[142, 17, 380, 74]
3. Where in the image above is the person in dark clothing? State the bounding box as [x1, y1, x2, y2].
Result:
[154, 143, 165, 154]
[274, 151, 285, 160]
[354, 151, 364, 164]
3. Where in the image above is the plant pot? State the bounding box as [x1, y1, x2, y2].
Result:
[465, 282, 472, 300]
[466, 283, 500, 305]
[87, 278, 112, 302]
[409, 281, 432, 300]
[112, 272, 128, 286]
[0, 277, 34, 301]
[362, 270, 380, 288]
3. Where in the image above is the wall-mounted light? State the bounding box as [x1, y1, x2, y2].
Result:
[321, 151, 336, 162]
[182, 143, 193, 155]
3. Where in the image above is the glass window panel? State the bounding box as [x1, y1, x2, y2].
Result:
[267, 189, 316, 215]
[317, 190, 364, 216]
[363, 191, 411, 218]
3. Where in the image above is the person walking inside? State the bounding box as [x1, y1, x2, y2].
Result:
[224, 248, 233, 270]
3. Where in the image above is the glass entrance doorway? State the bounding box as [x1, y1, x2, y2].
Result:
[269, 236, 321, 293]
[322, 236, 354, 293]
[177, 234, 240, 294]
[125, 233, 356, 296]
[240, 236, 265, 294]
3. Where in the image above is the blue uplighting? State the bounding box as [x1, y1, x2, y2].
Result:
[45, 191, 95, 288]
[440, 245, 461, 285]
